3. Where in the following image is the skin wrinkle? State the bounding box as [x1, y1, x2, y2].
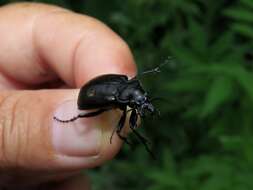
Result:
[14, 94, 29, 169]
[8, 94, 21, 136]
[21, 91, 48, 170]
[0, 93, 17, 167]
[29, 93, 54, 169]
[13, 93, 30, 169]
[23, 99, 31, 169]
[3, 93, 24, 168]
[13, 97, 21, 169]
[0, 93, 9, 167]
[0, 92, 32, 169]
[0, 118, 6, 167]
[0, 91, 55, 171]
[1, 99, 13, 168]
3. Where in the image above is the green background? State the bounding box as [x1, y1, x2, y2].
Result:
[2, 0, 253, 189]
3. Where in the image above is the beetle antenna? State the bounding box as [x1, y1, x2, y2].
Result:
[149, 97, 168, 103]
[139, 56, 173, 76]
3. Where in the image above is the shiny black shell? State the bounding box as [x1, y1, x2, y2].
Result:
[78, 74, 130, 110]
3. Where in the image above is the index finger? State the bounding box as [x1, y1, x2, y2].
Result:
[0, 3, 136, 88]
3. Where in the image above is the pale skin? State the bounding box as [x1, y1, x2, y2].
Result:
[0, 2, 136, 189]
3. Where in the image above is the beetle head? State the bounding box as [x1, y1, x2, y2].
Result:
[129, 90, 155, 117]
[137, 101, 155, 117]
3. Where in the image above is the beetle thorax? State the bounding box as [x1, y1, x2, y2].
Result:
[131, 90, 147, 105]
[119, 86, 146, 106]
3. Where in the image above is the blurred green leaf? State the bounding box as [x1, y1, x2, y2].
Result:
[241, 0, 253, 9]
[209, 32, 234, 60]
[201, 77, 234, 118]
[225, 8, 253, 23]
[188, 18, 207, 55]
[231, 23, 253, 39]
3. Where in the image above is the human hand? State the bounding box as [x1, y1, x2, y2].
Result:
[0, 2, 136, 189]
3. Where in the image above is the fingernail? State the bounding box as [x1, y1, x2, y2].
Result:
[52, 100, 102, 157]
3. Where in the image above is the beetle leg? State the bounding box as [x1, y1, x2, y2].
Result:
[53, 108, 110, 123]
[129, 110, 149, 142]
[110, 108, 132, 146]
[149, 97, 167, 103]
[129, 109, 156, 159]
[78, 108, 110, 118]
[129, 109, 139, 130]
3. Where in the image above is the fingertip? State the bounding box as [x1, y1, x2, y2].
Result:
[73, 33, 137, 86]
[53, 107, 124, 170]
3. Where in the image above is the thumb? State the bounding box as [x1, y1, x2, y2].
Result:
[0, 89, 123, 184]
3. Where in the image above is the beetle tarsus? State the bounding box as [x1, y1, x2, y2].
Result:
[54, 109, 109, 123]
[110, 127, 117, 144]
[53, 116, 79, 123]
[131, 128, 156, 159]
[117, 132, 133, 147]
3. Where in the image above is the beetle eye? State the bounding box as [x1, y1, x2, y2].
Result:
[87, 88, 96, 97]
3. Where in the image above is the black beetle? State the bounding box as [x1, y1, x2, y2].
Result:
[54, 64, 166, 157]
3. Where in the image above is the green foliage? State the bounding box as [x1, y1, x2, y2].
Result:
[225, 0, 253, 39]
[2, 0, 253, 189]
[200, 76, 234, 118]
